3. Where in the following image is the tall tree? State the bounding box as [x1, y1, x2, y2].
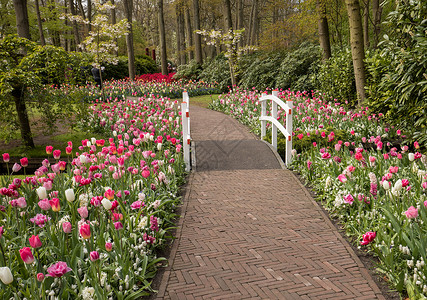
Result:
[11, 0, 35, 148]
[185, 5, 194, 60]
[192, 0, 202, 64]
[158, 0, 168, 74]
[223, 0, 232, 31]
[317, 0, 331, 60]
[248, 0, 258, 45]
[363, 0, 370, 49]
[236, 0, 244, 46]
[371, 0, 382, 48]
[87, 0, 92, 32]
[176, 1, 186, 65]
[35, 0, 46, 45]
[13, 0, 30, 39]
[124, 0, 136, 79]
[111, 0, 118, 56]
[345, 0, 366, 104]
[67, 0, 80, 51]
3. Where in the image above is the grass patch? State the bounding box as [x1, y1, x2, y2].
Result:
[186, 94, 220, 108]
[2, 130, 107, 158]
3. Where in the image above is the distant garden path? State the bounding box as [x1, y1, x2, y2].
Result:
[155, 106, 390, 299]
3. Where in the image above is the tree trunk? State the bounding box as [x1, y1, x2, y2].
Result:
[124, 0, 136, 79]
[87, 0, 92, 32]
[317, 0, 331, 60]
[111, 0, 118, 56]
[223, 0, 232, 31]
[185, 6, 194, 60]
[13, 0, 31, 39]
[67, 0, 80, 51]
[372, 0, 382, 48]
[192, 0, 202, 65]
[236, 0, 244, 46]
[35, 0, 46, 45]
[76, 0, 85, 19]
[363, 0, 370, 49]
[158, 0, 168, 74]
[178, 2, 186, 65]
[12, 0, 34, 148]
[251, 0, 259, 46]
[12, 88, 34, 148]
[345, 0, 366, 104]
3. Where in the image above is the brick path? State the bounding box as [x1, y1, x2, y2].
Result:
[155, 106, 386, 299]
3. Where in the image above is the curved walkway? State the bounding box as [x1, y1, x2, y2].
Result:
[156, 106, 386, 299]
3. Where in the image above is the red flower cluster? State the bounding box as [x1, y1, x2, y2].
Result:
[135, 73, 176, 83]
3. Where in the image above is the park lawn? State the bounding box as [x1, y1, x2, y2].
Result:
[186, 94, 220, 108]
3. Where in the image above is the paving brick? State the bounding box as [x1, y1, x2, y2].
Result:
[156, 106, 388, 300]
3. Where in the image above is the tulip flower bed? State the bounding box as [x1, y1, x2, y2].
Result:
[47, 78, 220, 104]
[210, 88, 427, 297]
[0, 95, 186, 299]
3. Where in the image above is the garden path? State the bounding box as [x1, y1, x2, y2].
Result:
[155, 106, 387, 299]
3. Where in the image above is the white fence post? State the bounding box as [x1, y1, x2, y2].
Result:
[285, 98, 293, 166]
[261, 92, 267, 139]
[181, 95, 191, 172]
[259, 91, 293, 167]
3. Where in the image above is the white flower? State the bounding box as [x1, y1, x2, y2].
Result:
[36, 186, 47, 199]
[409, 153, 415, 161]
[81, 287, 95, 300]
[65, 189, 75, 202]
[382, 180, 390, 190]
[101, 198, 112, 210]
[79, 154, 87, 164]
[0, 267, 13, 284]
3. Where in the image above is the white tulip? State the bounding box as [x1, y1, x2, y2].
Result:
[36, 186, 47, 199]
[394, 179, 402, 192]
[382, 180, 390, 190]
[0, 267, 13, 284]
[113, 131, 117, 137]
[79, 155, 87, 164]
[101, 198, 112, 210]
[91, 137, 96, 145]
[65, 189, 75, 202]
[409, 153, 415, 162]
[157, 143, 162, 151]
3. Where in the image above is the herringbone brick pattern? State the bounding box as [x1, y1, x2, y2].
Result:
[154, 106, 385, 299]
[158, 170, 384, 299]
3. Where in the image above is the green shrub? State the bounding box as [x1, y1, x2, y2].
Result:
[311, 48, 356, 106]
[102, 55, 157, 80]
[174, 60, 203, 80]
[277, 43, 321, 91]
[135, 55, 158, 75]
[239, 52, 285, 90]
[199, 55, 231, 92]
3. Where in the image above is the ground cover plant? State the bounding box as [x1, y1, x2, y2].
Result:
[0, 94, 187, 299]
[210, 88, 427, 297]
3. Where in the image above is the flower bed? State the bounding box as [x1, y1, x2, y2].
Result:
[0, 95, 186, 299]
[48, 79, 221, 104]
[210, 88, 427, 297]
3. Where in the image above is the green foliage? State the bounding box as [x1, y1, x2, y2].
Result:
[103, 55, 157, 80]
[365, 0, 427, 148]
[238, 52, 285, 90]
[135, 55, 158, 75]
[199, 55, 231, 92]
[174, 60, 203, 80]
[311, 48, 356, 106]
[277, 43, 321, 91]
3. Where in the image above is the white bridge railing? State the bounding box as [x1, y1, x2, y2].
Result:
[260, 90, 293, 167]
[181, 91, 191, 172]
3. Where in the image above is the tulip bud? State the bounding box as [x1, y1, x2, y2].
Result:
[0, 267, 13, 284]
[90, 251, 100, 262]
[101, 198, 112, 210]
[408, 153, 415, 161]
[36, 273, 45, 282]
[2, 153, 10, 163]
[65, 189, 75, 202]
[105, 242, 113, 252]
[36, 186, 47, 199]
[382, 180, 390, 190]
[79, 154, 87, 164]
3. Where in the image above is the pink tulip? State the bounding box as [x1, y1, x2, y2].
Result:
[90, 251, 100, 262]
[53, 150, 61, 159]
[79, 223, 91, 239]
[12, 163, 21, 173]
[104, 189, 115, 200]
[37, 273, 45, 282]
[2, 153, 9, 163]
[49, 198, 60, 212]
[77, 207, 88, 219]
[141, 169, 150, 178]
[405, 206, 418, 219]
[20, 157, 28, 167]
[38, 199, 51, 211]
[46, 261, 72, 278]
[343, 194, 354, 204]
[114, 221, 123, 230]
[0, 226, 3, 238]
[29, 235, 42, 249]
[360, 231, 376, 245]
[63, 222, 72, 233]
[105, 242, 113, 252]
[337, 174, 347, 183]
[46, 146, 53, 154]
[19, 247, 34, 264]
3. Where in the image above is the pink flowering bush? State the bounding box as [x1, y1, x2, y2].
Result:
[212, 88, 427, 296]
[0, 95, 186, 298]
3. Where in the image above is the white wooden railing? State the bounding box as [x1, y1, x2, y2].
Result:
[259, 90, 293, 167]
[181, 91, 191, 171]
